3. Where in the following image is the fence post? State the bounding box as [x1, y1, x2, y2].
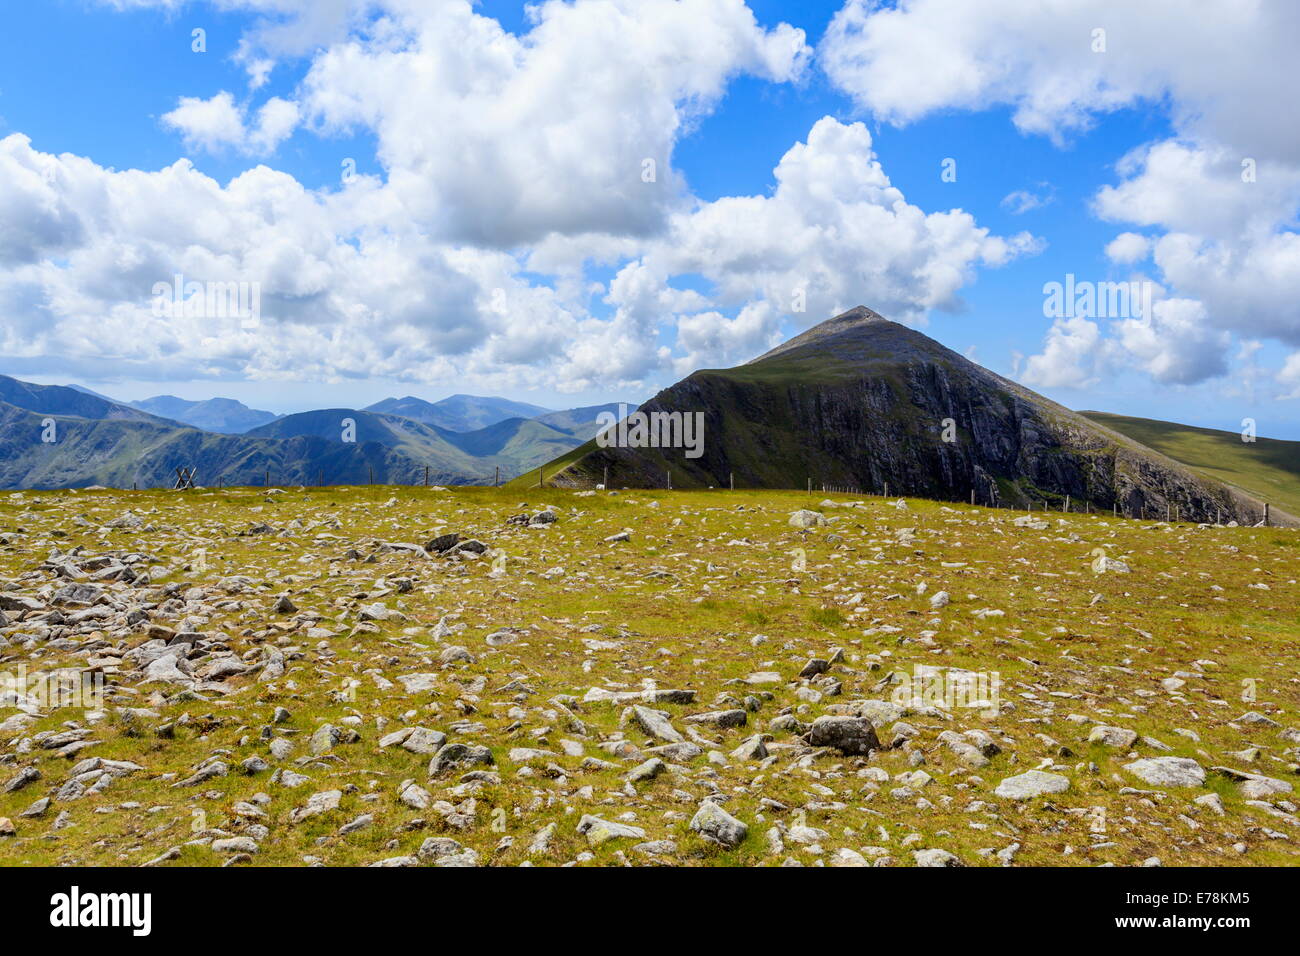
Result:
[729, 471, 734, 491]
[1265, 502, 1271, 527]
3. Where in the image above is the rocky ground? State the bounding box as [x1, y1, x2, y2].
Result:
[0, 485, 1297, 867]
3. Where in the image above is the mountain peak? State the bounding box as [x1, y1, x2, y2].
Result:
[747, 305, 939, 367]
[544, 305, 1261, 526]
[829, 305, 889, 323]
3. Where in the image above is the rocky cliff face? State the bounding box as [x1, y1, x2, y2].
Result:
[552, 307, 1268, 525]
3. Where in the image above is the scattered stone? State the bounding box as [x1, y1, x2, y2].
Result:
[994, 771, 1070, 800]
[690, 800, 748, 849]
[1124, 757, 1207, 788]
[1088, 726, 1139, 749]
[806, 715, 880, 755]
[788, 510, 826, 529]
[577, 815, 646, 846]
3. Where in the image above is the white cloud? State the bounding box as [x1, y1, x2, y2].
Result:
[1104, 232, 1150, 264]
[1001, 188, 1052, 215]
[1113, 297, 1229, 385]
[162, 93, 246, 153]
[820, 0, 1300, 387]
[163, 92, 300, 155]
[673, 302, 783, 376]
[2, 1, 1027, 396]
[821, 0, 1300, 155]
[1278, 351, 1300, 399]
[1095, 141, 1300, 238]
[1152, 229, 1300, 346]
[0, 137, 86, 265]
[1021, 316, 1105, 389]
[293, 0, 810, 247]
[650, 117, 1038, 331]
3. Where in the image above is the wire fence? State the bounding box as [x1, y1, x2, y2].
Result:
[83, 462, 1281, 528]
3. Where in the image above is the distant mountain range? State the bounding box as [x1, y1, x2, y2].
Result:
[365, 393, 552, 431]
[525, 306, 1292, 526]
[127, 395, 278, 433]
[0, 374, 635, 489]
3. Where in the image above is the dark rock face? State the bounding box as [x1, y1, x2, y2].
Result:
[556, 307, 1264, 525]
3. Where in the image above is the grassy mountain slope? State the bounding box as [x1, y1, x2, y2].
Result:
[1083, 412, 1300, 518]
[247, 408, 508, 481]
[435, 416, 580, 468]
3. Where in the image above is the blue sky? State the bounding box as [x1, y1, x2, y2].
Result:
[1, 1, 1297, 435]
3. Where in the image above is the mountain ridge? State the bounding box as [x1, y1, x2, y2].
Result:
[365, 393, 552, 432]
[129, 394, 279, 433]
[531, 306, 1287, 526]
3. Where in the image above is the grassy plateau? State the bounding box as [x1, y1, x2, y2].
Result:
[0, 484, 1298, 867]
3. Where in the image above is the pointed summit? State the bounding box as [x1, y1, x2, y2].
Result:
[748, 303, 964, 375]
[748, 305, 892, 365]
[828, 304, 888, 323]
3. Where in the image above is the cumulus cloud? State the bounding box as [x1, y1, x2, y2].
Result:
[1277, 351, 1300, 399]
[820, 0, 1300, 387]
[293, 0, 810, 247]
[673, 302, 784, 376]
[1095, 141, 1300, 238]
[4, 1, 1028, 394]
[651, 117, 1039, 330]
[1021, 317, 1106, 389]
[821, 0, 1300, 153]
[1112, 297, 1229, 385]
[1104, 232, 1150, 264]
[0, 138, 87, 265]
[163, 92, 300, 155]
[0, 132, 552, 385]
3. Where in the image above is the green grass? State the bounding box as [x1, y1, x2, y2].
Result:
[1, 485, 1297, 867]
[506, 441, 596, 489]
